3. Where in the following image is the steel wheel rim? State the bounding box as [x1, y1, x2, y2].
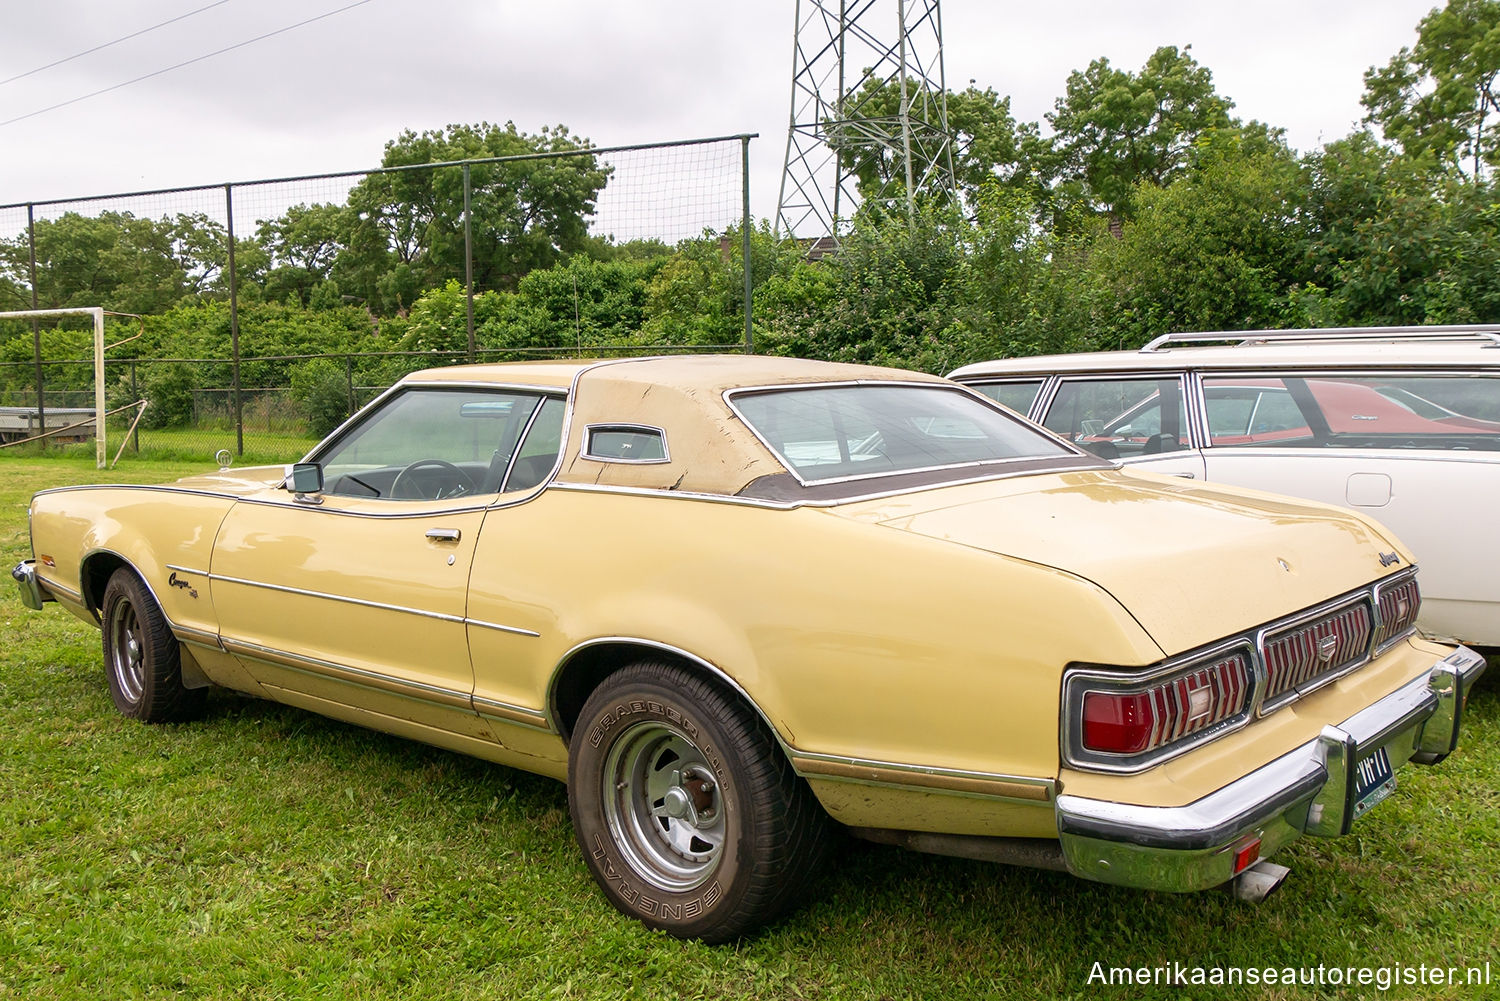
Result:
[107, 597, 146, 703]
[601, 720, 726, 892]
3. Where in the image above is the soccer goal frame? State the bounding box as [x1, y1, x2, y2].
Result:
[1, 306, 109, 468]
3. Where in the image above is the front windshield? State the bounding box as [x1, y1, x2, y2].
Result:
[730, 384, 1075, 484]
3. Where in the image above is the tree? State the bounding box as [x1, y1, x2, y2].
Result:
[1044, 46, 1235, 225]
[334, 122, 612, 313]
[1363, 0, 1500, 179]
[256, 203, 346, 306]
[830, 79, 1040, 207]
[1301, 132, 1500, 324]
[1095, 131, 1311, 342]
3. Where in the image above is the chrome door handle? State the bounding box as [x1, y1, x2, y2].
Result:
[426, 528, 461, 542]
[1168, 472, 1196, 478]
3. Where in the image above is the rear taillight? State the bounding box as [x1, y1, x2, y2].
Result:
[1373, 576, 1421, 650]
[1073, 651, 1252, 761]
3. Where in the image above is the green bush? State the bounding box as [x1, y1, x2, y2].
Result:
[289, 358, 351, 439]
[141, 364, 196, 429]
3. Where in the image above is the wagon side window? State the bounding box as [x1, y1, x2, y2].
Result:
[1039, 377, 1187, 460]
[1202, 374, 1500, 450]
[967, 379, 1045, 417]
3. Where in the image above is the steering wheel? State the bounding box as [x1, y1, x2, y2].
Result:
[389, 459, 476, 500]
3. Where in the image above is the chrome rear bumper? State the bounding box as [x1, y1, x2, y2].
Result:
[1056, 645, 1486, 892]
[11, 560, 52, 611]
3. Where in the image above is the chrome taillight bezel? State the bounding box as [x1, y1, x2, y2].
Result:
[1062, 639, 1258, 773]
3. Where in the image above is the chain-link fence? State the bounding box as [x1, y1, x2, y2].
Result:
[0, 134, 756, 464]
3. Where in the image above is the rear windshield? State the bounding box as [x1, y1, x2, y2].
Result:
[730, 384, 1074, 484]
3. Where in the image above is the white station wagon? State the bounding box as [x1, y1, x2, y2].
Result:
[950, 326, 1500, 649]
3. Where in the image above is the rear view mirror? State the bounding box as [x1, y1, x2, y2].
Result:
[286, 462, 324, 495]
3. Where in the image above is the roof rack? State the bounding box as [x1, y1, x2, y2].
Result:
[1139, 324, 1500, 353]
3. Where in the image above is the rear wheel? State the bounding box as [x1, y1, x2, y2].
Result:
[101, 568, 204, 722]
[568, 660, 831, 941]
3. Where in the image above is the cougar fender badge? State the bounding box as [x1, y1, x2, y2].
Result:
[168, 571, 199, 599]
[1379, 552, 1401, 567]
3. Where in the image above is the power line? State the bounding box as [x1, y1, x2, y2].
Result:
[0, 1, 233, 88]
[0, 0, 374, 129]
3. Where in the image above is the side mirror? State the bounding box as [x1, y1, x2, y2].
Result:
[286, 462, 324, 495]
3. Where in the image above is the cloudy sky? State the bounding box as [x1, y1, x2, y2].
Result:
[0, 0, 1439, 230]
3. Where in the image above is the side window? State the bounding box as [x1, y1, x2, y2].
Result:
[1041, 377, 1187, 460]
[1203, 373, 1500, 450]
[503, 396, 566, 492]
[585, 425, 668, 462]
[968, 379, 1044, 416]
[316, 389, 545, 500]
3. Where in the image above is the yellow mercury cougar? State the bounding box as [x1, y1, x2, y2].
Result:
[13, 355, 1486, 940]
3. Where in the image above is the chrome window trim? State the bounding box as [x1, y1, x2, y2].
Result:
[496, 392, 555, 492]
[580, 423, 671, 464]
[305, 383, 569, 505]
[302, 380, 575, 465]
[1061, 572, 1423, 774]
[722, 379, 1087, 488]
[547, 460, 1120, 509]
[547, 481, 800, 510]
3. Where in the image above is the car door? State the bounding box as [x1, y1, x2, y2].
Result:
[1197, 371, 1500, 645]
[211, 385, 555, 739]
[1035, 374, 1205, 479]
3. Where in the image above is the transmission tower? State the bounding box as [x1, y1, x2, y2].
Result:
[776, 0, 956, 243]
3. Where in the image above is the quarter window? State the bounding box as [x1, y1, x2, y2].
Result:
[585, 425, 668, 462]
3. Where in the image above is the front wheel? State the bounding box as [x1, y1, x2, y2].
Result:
[101, 568, 204, 722]
[568, 660, 831, 941]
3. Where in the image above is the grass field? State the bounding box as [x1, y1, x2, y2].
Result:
[2, 455, 1497, 999]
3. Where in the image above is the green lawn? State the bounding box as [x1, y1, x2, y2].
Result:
[2, 456, 1497, 999]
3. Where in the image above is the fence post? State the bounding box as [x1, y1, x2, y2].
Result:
[345, 354, 355, 417]
[129, 361, 140, 453]
[463, 163, 476, 363]
[741, 136, 754, 355]
[225, 184, 243, 456]
[27, 204, 46, 443]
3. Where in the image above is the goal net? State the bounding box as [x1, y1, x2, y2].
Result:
[0, 307, 114, 467]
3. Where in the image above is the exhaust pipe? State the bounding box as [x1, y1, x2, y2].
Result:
[1232, 860, 1291, 902]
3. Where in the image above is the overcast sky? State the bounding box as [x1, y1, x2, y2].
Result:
[0, 0, 1440, 232]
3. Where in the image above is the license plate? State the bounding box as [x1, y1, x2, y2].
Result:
[1352, 745, 1396, 818]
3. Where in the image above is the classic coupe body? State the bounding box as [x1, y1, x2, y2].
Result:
[13, 355, 1486, 940]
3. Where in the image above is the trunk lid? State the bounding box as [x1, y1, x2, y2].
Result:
[839, 468, 1408, 656]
